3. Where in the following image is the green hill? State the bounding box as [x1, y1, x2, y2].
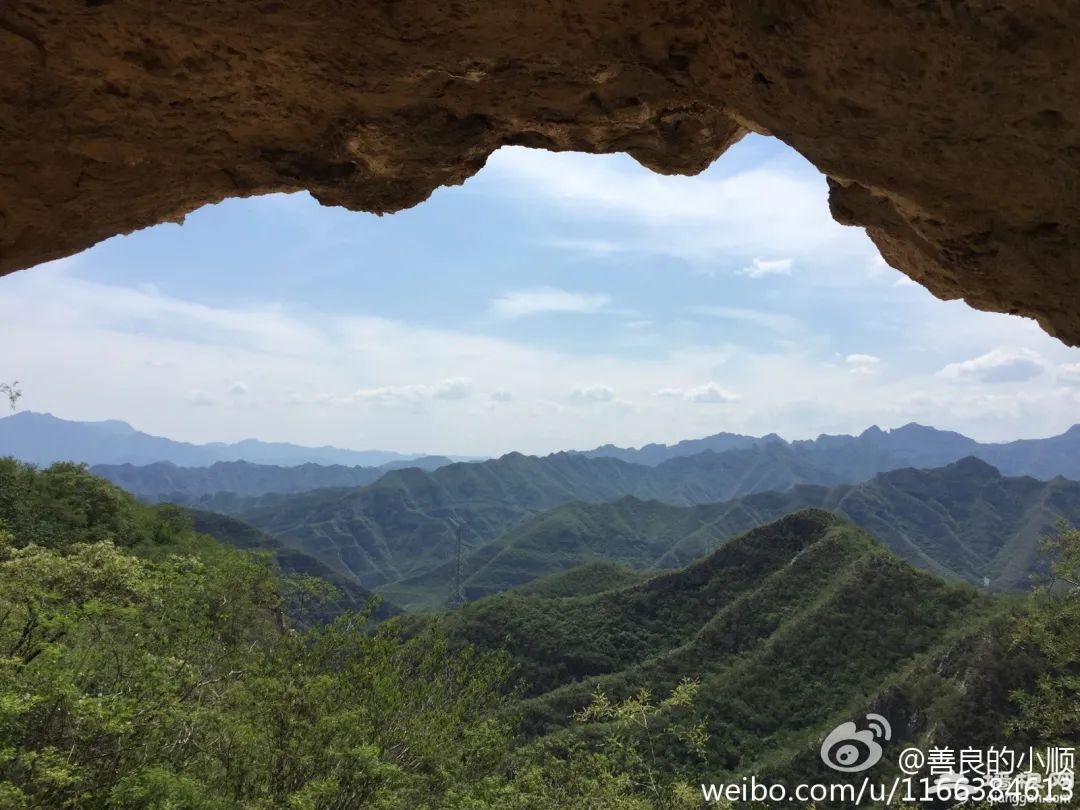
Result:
[380, 497, 730, 609]
[211, 448, 1080, 603]
[208, 447, 857, 590]
[433, 510, 1027, 786]
[0, 457, 394, 623]
[656, 456, 1079, 589]
[185, 509, 399, 622]
[381, 458, 1080, 610]
[511, 560, 656, 598]
[90, 460, 384, 501]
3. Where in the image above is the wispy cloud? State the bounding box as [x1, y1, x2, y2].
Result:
[6, 146, 1080, 454]
[939, 348, 1044, 384]
[484, 146, 878, 275]
[845, 354, 881, 375]
[687, 305, 802, 337]
[656, 383, 742, 404]
[569, 385, 615, 403]
[355, 377, 473, 404]
[739, 257, 793, 279]
[490, 287, 611, 319]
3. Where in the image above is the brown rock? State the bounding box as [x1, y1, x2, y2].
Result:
[1, 1, 1078, 342]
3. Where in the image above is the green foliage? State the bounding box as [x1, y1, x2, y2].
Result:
[570, 680, 709, 809]
[187, 508, 401, 624]
[513, 560, 657, 598]
[442, 682, 717, 810]
[1008, 522, 1080, 744]
[0, 460, 520, 808]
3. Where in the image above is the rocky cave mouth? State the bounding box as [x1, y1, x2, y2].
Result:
[1, 2, 1077, 344]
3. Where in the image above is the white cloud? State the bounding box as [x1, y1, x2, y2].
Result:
[491, 388, 513, 402]
[6, 263, 1079, 451]
[228, 381, 249, 396]
[355, 377, 473, 404]
[656, 383, 742, 404]
[484, 146, 878, 275]
[490, 287, 610, 319]
[938, 348, 1045, 384]
[739, 257, 793, 279]
[570, 385, 615, 403]
[846, 354, 880, 366]
[845, 354, 881, 375]
[1057, 362, 1080, 387]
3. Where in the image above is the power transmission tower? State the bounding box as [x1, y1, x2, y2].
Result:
[446, 518, 465, 609]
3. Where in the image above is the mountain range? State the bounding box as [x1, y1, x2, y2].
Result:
[184, 453, 1080, 611]
[12, 411, 1080, 613]
[582, 421, 1080, 479]
[379, 457, 1080, 609]
[7, 411, 1080, 485]
[89, 457, 455, 501]
[0, 411, 476, 467]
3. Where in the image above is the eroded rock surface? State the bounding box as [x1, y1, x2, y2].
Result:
[2, 1, 1078, 341]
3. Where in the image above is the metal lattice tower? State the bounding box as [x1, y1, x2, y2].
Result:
[446, 518, 465, 609]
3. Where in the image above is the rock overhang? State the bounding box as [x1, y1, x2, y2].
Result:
[1, 0, 1077, 342]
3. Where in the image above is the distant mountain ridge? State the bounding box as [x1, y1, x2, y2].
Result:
[379, 457, 1080, 609]
[206, 450, 1080, 608]
[0, 411, 477, 468]
[580, 421, 1080, 479]
[89, 457, 456, 501]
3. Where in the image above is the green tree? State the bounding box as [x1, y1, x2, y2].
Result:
[1009, 522, 1080, 744]
[0, 459, 522, 808]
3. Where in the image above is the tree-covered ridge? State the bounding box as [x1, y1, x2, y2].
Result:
[185, 508, 401, 623]
[653, 456, 1080, 589]
[91, 459, 384, 501]
[432, 510, 981, 701]
[206, 452, 1080, 607]
[429, 511, 1080, 799]
[89, 456, 460, 502]
[376, 458, 1080, 610]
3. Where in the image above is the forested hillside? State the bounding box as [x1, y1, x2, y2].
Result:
[416, 511, 1080, 800]
[206, 455, 1080, 609]
[89, 457, 458, 502]
[198, 447, 866, 591]
[2, 460, 1078, 808]
[0, 459, 517, 807]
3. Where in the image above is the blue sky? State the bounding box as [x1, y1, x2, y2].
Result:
[3, 134, 1080, 455]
